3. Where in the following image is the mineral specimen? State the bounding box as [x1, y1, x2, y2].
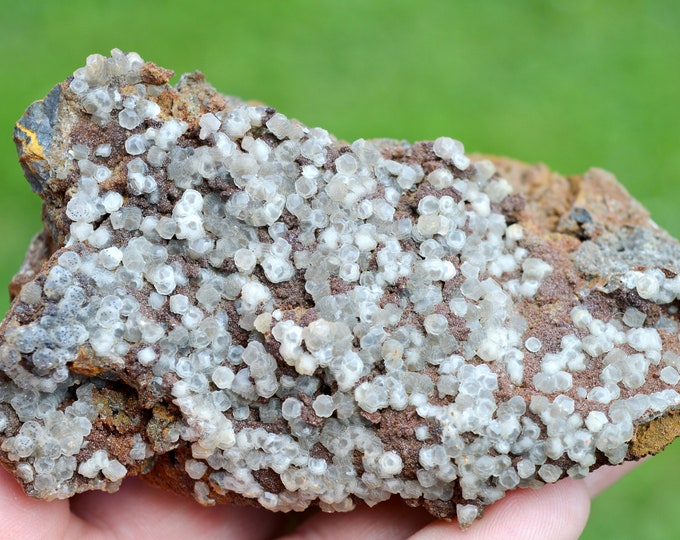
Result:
[3, 50, 680, 528]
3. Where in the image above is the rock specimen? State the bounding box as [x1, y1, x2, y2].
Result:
[3, 50, 680, 528]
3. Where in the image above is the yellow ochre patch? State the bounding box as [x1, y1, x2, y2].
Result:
[15, 122, 45, 162]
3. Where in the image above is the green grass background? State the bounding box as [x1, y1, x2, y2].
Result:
[0, 1, 679, 537]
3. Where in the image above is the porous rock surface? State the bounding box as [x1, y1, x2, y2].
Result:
[3, 50, 680, 527]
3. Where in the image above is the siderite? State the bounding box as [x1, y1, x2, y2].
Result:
[2, 50, 680, 528]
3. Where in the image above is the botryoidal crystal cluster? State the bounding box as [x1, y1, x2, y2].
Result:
[3, 50, 680, 528]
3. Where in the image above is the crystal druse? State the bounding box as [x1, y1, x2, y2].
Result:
[3, 50, 680, 528]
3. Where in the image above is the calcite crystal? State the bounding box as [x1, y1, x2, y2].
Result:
[3, 50, 680, 527]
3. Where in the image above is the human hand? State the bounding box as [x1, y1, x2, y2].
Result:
[0, 460, 636, 540]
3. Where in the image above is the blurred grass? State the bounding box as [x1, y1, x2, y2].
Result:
[0, 0, 679, 537]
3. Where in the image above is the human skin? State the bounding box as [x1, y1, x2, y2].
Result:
[0, 461, 636, 540]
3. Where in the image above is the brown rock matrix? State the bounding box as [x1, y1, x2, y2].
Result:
[3, 50, 680, 528]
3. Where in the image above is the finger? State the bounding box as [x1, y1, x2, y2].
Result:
[70, 476, 286, 540]
[409, 477, 591, 540]
[278, 496, 433, 540]
[0, 465, 78, 540]
[581, 460, 640, 498]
